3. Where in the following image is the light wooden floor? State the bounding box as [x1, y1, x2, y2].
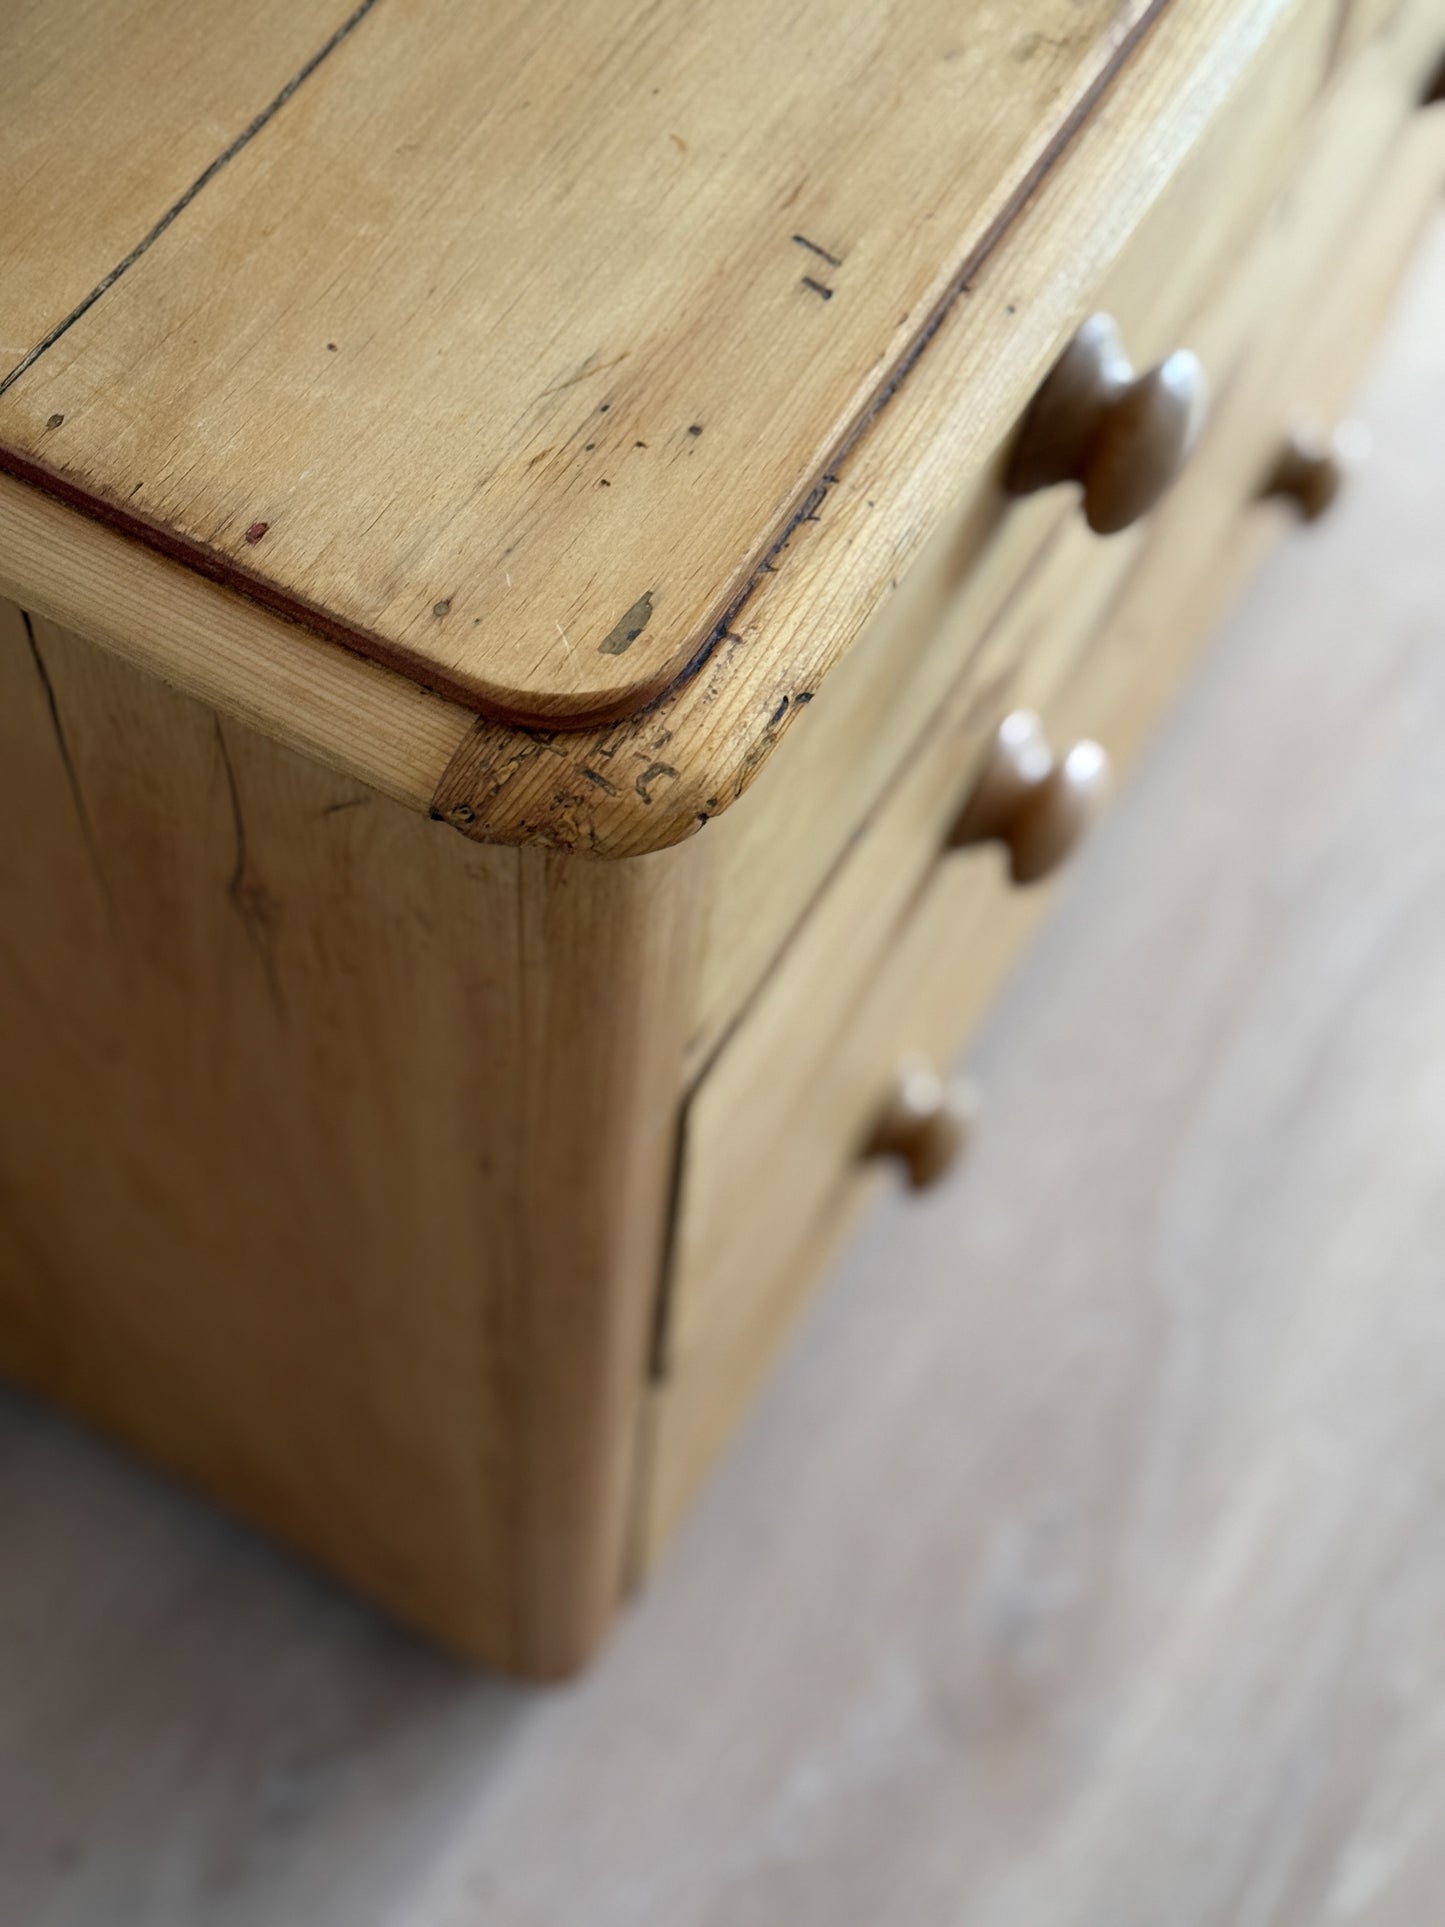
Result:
[6, 221, 1445, 1927]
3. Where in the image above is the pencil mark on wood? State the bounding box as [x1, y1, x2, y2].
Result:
[0, 0, 385, 396]
[791, 233, 842, 268]
[800, 275, 834, 301]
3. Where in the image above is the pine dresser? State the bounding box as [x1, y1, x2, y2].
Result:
[3, 0, 1443, 1676]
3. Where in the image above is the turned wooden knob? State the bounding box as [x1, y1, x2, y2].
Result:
[1262, 422, 1368, 521]
[949, 710, 1110, 884]
[1005, 313, 1207, 534]
[866, 1056, 977, 1190]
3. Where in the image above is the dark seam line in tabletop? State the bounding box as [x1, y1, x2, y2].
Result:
[0, 0, 385, 398]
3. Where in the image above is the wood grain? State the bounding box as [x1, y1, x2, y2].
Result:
[646, 68, 1445, 1555]
[664, 512, 1135, 1375]
[681, 0, 1355, 1071]
[431, 0, 1351, 853]
[8, 0, 1421, 864]
[3, 210, 1445, 1927]
[0, 469, 472, 814]
[0, 0, 1162, 725]
[0, 614, 700, 1676]
[678, 0, 1444, 1064]
[0, 0, 350, 366]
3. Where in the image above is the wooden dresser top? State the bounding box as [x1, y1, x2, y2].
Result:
[0, 0, 1162, 728]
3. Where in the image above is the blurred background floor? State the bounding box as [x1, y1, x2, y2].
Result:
[5, 218, 1445, 1927]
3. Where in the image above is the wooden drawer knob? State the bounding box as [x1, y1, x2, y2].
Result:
[949, 710, 1110, 885]
[866, 1057, 977, 1191]
[1005, 313, 1207, 534]
[1262, 423, 1367, 521]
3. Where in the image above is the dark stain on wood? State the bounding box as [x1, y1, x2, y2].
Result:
[598, 591, 655, 656]
[800, 275, 834, 301]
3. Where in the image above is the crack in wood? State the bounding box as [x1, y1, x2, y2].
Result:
[214, 718, 287, 1021]
[20, 610, 111, 907]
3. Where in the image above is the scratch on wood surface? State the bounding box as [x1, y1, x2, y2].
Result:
[533, 350, 630, 402]
[214, 718, 286, 1021]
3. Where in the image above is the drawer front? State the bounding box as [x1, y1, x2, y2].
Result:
[684, 0, 1353, 1075]
[669, 519, 1129, 1367]
[669, 20, 1440, 1374]
[639, 92, 1445, 1562]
